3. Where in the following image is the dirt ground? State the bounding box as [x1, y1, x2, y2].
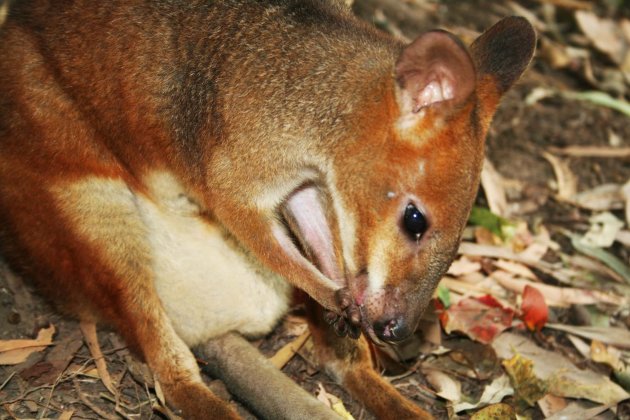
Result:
[1, 0, 629, 419]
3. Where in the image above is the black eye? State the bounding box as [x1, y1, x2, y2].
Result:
[403, 204, 428, 239]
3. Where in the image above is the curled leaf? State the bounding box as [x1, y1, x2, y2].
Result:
[520, 285, 548, 332]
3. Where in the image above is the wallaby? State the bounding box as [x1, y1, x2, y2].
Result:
[0, 0, 535, 418]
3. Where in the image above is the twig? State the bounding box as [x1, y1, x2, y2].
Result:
[534, 0, 592, 10]
[549, 146, 630, 158]
[0, 384, 54, 405]
[73, 378, 115, 419]
[0, 371, 15, 391]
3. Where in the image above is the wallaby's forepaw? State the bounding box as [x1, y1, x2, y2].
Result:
[324, 288, 362, 339]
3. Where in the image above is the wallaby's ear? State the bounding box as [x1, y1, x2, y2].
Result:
[470, 16, 536, 94]
[395, 30, 476, 116]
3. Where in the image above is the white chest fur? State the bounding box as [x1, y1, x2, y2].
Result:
[139, 194, 292, 346]
[54, 174, 292, 347]
[140, 173, 292, 346]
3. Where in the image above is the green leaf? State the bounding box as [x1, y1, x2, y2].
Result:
[563, 91, 630, 118]
[437, 284, 451, 308]
[569, 234, 630, 284]
[469, 206, 512, 238]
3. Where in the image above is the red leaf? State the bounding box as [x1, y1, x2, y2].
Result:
[520, 285, 549, 332]
[440, 296, 514, 344]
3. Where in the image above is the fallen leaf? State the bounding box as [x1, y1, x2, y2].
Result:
[316, 383, 354, 420]
[492, 270, 626, 307]
[440, 295, 514, 344]
[571, 183, 626, 212]
[541, 151, 577, 200]
[470, 402, 516, 420]
[590, 340, 623, 370]
[59, 410, 74, 420]
[422, 368, 462, 402]
[579, 212, 625, 248]
[545, 402, 611, 420]
[455, 375, 514, 413]
[563, 90, 630, 117]
[502, 354, 547, 405]
[436, 285, 451, 308]
[520, 285, 549, 332]
[480, 158, 509, 218]
[494, 260, 538, 280]
[493, 332, 630, 405]
[569, 233, 630, 284]
[29, 327, 83, 386]
[447, 256, 482, 277]
[0, 325, 55, 365]
[546, 324, 630, 350]
[575, 11, 629, 67]
[537, 394, 568, 418]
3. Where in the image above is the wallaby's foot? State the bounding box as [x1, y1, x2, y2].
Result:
[343, 367, 432, 419]
[164, 380, 241, 420]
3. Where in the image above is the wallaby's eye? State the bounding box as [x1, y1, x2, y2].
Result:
[403, 204, 428, 239]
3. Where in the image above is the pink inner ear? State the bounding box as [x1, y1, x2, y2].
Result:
[284, 186, 342, 284]
[396, 30, 475, 113]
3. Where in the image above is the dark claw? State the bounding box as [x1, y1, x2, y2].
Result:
[323, 310, 338, 325]
[333, 317, 348, 337]
[347, 324, 361, 340]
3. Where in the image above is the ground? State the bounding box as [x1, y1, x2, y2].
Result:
[1, 0, 629, 419]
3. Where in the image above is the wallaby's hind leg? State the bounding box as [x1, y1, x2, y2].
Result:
[306, 299, 433, 420]
[1, 174, 239, 420]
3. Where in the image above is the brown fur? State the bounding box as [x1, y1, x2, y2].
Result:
[0, 0, 535, 418]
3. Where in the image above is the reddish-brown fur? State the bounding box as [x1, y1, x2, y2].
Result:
[0, 0, 535, 418]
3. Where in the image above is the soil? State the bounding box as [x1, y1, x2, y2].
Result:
[1, 0, 628, 419]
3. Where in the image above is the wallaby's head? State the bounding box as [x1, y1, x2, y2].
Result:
[282, 17, 535, 342]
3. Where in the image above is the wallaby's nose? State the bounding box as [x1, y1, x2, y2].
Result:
[373, 316, 410, 342]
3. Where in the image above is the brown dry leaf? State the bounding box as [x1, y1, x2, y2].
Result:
[541, 151, 577, 201]
[269, 330, 310, 369]
[546, 402, 611, 420]
[494, 260, 538, 280]
[447, 256, 482, 277]
[422, 368, 462, 402]
[493, 332, 630, 405]
[548, 324, 630, 351]
[539, 38, 573, 69]
[590, 340, 623, 370]
[571, 183, 625, 211]
[316, 383, 354, 420]
[538, 394, 568, 418]
[492, 270, 627, 307]
[0, 324, 55, 365]
[58, 409, 75, 420]
[575, 11, 630, 71]
[481, 158, 509, 217]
